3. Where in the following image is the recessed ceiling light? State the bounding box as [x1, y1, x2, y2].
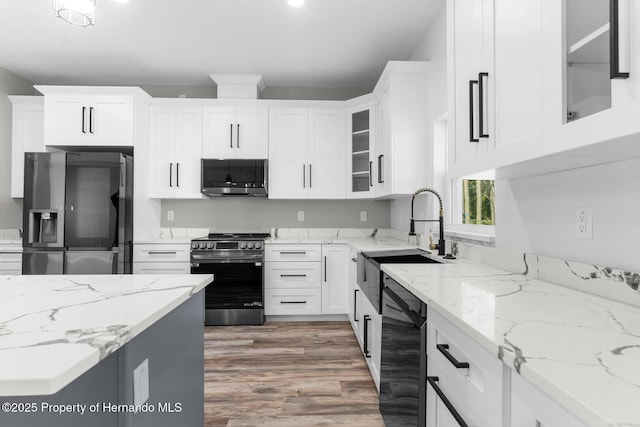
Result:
[288, 0, 304, 7]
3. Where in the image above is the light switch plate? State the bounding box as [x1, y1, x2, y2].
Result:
[297, 211, 304, 221]
[167, 210, 175, 221]
[133, 358, 149, 406]
[360, 211, 367, 222]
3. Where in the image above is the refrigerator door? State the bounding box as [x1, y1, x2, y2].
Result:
[23, 153, 66, 248]
[64, 153, 124, 249]
[65, 251, 117, 274]
[22, 251, 64, 274]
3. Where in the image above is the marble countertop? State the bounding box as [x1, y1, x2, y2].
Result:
[0, 274, 212, 397]
[382, 260, 640, 427]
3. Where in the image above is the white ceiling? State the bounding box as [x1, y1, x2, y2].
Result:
[0, 0, 443, 90]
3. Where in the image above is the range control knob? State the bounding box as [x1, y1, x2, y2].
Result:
[247, 242, 255, 249]
[255, 242, 262, 249]
[199, 242, 207, 249]
[239, 242, 247, 249]
[207, 242, 215, 249]
[191, 242, 198, 250]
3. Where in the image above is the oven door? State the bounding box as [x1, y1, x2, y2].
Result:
[191, 254, 264, 325]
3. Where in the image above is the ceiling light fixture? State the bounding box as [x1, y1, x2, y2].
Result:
[288, 0, 304, 7]
[52, 0, 96, 26]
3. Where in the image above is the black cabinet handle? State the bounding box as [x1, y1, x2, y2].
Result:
[230, 123, 233, 148]
[436, 344, 470, 369]
[82, 106, 87, 133]
[279, 251, 307, 255]
[309, 164, 312, 188]
[281, 300, 307, 304]
[169, 163, 173, 187]
[478, 72, 489, 138]
[323, 255, 327, 282]
[427, 377, 469, 427]
[303, 164, 306, 188]
[89, 107, 94, 134]
[469, 80, 479, 142]
[280, 274, 307, 277]
[369, 161, 373, 187]
[377, 154, 384, 183]
[353, 289, 359, 322]
[148, 251, 177, 255]
[610, 0, 630, 79]
[237, 124, 240, 148]
[363, 315, 371, 358]
[176, 163, 180, 187]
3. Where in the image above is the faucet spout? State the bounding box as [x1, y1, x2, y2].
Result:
[409, 187, 446, 256]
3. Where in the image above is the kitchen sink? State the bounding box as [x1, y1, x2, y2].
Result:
[368, 253, 442, 265]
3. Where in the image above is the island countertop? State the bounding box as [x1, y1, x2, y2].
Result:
[381, 260, 640, 427]
[0, 274, 212, 397]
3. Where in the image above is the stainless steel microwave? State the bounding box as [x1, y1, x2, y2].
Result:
[201, 159, 268, 196]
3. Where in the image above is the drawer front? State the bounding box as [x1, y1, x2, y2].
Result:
[265, 244, 322, 262]
[265, 262, 321, 289]
[133, 262, 190, 275]
[427, 309, 503, 427]
[134, 244, 190, 263]
[0, 253, 22, 263]
[266, 288, 322, 315]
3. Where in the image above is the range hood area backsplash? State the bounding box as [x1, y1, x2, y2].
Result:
[160, 198, 391, 231]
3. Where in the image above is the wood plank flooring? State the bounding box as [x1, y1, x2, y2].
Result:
[204, 321, 385, 427]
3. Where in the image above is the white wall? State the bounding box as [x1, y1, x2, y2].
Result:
[495, 159, 640, 271]
[390, 3, 448, 236]
[0, 68, 35, 229]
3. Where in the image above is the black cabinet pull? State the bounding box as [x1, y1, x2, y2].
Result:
[469, 80, 479, 142]
[427, 377, 469, 427]
[353, 289, 359, 322]
[82, 106, 87, 133]
[237, 124, 240, 147]
[148, 251, 177, 255]
[436, 344, 470, 369]
[176, 163, 180, 187]
[478, 72, 489, 138]
[303, 164, 306, 188]
[610, 0, 630, 79]
[279, 251, 307, 255]
[230, 123, 233, 148]
[363, 315, 371, 358]
[279, 274, 307, 278]
[369, 161, 373, 187]
[169, 163, 173, 187]
[281, 300, 307, 304]
[309, 164, 312, 188]
[89, 107, 94, 134]
[323, 255, 327, 282]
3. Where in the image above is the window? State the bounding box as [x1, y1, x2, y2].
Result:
[461, 179, 495, 225]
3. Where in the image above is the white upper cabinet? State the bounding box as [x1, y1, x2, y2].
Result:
[149, 100, 203, 199]
[9, 96, 44, 198]
[346, 99, 376, 198]
[35, 86, 146, 147]
[202, 104, 268, 159]
[373, 62, 429, 197]
[541, 0, 640, 154]
[268, 106, 346, 199]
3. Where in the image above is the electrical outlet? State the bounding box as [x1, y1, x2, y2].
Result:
[360, 211, 367, 222]
[297, 211, 304, 221]
[575, 207, 592, 239]
[133, 359, 149, 406]
[167, 210, 174, 221]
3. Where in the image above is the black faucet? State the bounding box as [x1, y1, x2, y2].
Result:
[409, 187, 445, 256]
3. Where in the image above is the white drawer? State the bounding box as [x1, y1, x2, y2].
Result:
[133, 262, 190, 275]
[0, 253, 22, 263]
[0, 264, 21, 275]
[265, 262, 321, 289]
[265, 244, 322, 262]
[134, 244, 190, 263]
[266, 288, 322, 315]
[427, 308, 503, 427]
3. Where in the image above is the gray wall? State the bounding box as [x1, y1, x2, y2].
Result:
[140, 85, 369, 100]
[161, 198, 390, 231]
[0, 68, 35, 229]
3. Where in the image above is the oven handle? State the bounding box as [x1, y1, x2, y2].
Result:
[427, 377, 469, 427]
[190, 255, 264, 264]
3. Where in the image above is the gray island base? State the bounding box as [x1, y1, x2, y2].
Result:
[1, 290, 204, 427]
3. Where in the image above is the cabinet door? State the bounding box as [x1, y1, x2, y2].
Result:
[174, 106, 203, 198]
[308, 109, 346, 199]
[321, 245, 349, 314]
[46, 95, 88, 146]
[347, 104, 376, 198]
[202, 106, 235, 158]
[236, 107, 268, 159]
[90, 96, 134, 146]
[375, 88, 391, 197]
[149, 105, 176, 198]
[11, 98, 44, 198]
[268, 108, 308, 199]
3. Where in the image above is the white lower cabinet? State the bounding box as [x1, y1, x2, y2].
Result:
[0, 252, 22, 275]
[426, 308, 504, 427]
[132, 243, 190, 274]
[265, 244, 349, 316]
[511, 373, 587, 427]
[359, 293, 381, 390]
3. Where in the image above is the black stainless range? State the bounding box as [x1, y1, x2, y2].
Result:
[190, 233, 269, 326]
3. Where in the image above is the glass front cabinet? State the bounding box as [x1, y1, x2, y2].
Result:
[347, 102, 376, 198]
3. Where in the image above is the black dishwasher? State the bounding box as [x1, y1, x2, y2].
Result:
[379, 274, 427, 427]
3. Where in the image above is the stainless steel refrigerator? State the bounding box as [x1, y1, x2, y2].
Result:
[22, 152, 133, 275]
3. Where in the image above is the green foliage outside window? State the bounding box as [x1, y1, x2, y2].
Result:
[462, 180, 495, 225]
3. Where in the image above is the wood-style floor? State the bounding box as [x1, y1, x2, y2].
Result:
[204, 321, 385, 427]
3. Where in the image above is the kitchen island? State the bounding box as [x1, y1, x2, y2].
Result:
[0, 274, 212, 427]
